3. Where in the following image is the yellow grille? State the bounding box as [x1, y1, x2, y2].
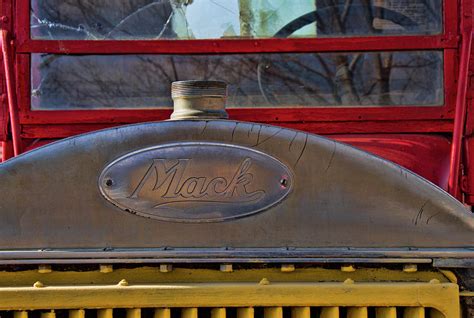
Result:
[0, 306, 453, 318]
[0, 266, 460, 318]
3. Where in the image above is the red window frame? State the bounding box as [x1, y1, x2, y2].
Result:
[9, 0, 461, 137]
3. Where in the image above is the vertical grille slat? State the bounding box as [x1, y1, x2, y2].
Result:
[403, 307, 425, 318]
[320, 307, 339, 318]
[126, 309, 141, 318]
[237, 308, 254, 318]
[181, 308, 198, 318]
[69, 309, 85, 318]
[98, 309, 114, 318]
[14, 312, 28, 318]
[375, 308, 396, 318]
[347, 307, 368, 318]
[264, 308, 282, 318]
[154, 309, 171, 318]
[41, 311, 56, 318]
[2, 306, 447, 318]
[291, 307, 310, 318]
[211, 308, 226, 318]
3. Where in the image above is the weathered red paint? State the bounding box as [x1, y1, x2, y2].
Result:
[0, 94, 6, 142]
[1, 30, 21, 155]
[16, 36, 457, 54]
[1, 140, 13, 161]
[334, 134, 452, 190]
[13, 46, 458, 128]
[19, 134, 452, 191]
[449, 31, 473, 199]
[20, 120, 455, 140]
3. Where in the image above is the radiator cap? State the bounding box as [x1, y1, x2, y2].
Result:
[170, 80, 228, 120]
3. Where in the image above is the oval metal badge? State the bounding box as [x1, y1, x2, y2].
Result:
[99, 142, 293, 222]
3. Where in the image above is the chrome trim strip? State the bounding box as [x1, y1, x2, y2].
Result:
[0, 248, 472, 262]
[0, 258, 433, 265]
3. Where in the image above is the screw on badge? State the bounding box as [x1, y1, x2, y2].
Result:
[280, 177, 288, 188]
[105, 179, 113, 187]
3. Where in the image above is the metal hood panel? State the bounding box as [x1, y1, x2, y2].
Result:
[0, 120, 473, 249]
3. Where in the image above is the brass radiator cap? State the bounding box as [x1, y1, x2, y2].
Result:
[170, 80, 228, 120]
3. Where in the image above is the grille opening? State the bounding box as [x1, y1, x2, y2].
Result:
[0, 310, 12, 318]
[171, 308, 181, 318]
[52, 310, 69, 318]
[111, 309, 126, 318]
[338, 307, 348, 318]
[309, 308, 320, 318]
[396, 308, 404, 318]
[0, 262, 437, 273]
[225, 308, 237, 318]
[196, 308, 211, 318]
[28, 311, 41, 318]
[140, 308, 155, 318]
[0, 307, 447, 318]
[253, 307, 264, 318]
[367, 307, 376, 318]
[84, 310, 96, 318]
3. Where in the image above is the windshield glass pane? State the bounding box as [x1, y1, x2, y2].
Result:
[31, 0, 442, 40]
[31, 51, 443, 109]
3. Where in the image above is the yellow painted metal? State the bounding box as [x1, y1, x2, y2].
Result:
[402, 265, 417, 273]
[160, 265, 173, 273]
[403, 307, 425, 318]
[211, 308, 226, 318]
[127, 308, 141, 318]
[38, 265, 52, 274]
[100, 265, 114, 274]
[0, 267, 461, 318]
[460, 291, 474, 297]
[33, 281, 44, 288]
[291, 306, 310, 318]
[182, 308, 198, 318]
[14, 311, 28, 318]
[237, 307, 254, 318]
[264, 307, 283, 318]
[220, 264, 233, 273]
[341, 265, 356, 272]
[439, 270, 458, 284]
[0, 267, 450, 287]
[348, 307, 368, 318]
[375, 307, 397, 318]
[98, 309, 113, 318]
[429, 309, 445, 318]
[69, 310, 85, 318]
[154, 308, 171, 318]
[281, 264, 295, 273]
[41, 311, 55, 318]
[320, 307, 339, 318]
[0, 282, 459, 317]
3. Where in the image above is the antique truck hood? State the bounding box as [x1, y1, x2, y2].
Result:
[0, 119, 473, 265]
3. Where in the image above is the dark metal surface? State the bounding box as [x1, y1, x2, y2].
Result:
[0, 247, 473, 259]
[0, 247, 473, 265]
[0, 120, 473, 251]
[433, 258, 474, 268]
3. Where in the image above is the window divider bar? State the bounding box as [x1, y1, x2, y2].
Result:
[16, 35, 456, 55]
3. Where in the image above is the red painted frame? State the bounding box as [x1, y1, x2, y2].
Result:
[7, 0, 461, 135]
[16, 49, 458, 126]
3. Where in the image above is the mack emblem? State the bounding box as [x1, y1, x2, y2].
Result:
[99, 142, 293, 222]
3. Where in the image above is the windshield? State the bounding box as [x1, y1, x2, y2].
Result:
[29, 0, 445, 110]
[31, 0, 442, 40]
[31, 51, 443, 109]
